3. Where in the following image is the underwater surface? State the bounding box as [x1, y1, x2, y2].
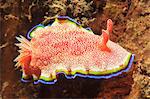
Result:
[1, 0, 150, 98]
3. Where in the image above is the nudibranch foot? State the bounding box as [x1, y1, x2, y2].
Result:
[21, 54, 134, 85]
[15, 16, 134, 84]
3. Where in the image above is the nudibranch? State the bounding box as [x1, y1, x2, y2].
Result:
[14, 16, 134, 84]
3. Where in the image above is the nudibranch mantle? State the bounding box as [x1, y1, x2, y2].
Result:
[14, 16, 134, 84]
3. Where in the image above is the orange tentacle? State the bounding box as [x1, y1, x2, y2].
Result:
[107, 19, 113, 34]
[100, 30, 111, 52]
